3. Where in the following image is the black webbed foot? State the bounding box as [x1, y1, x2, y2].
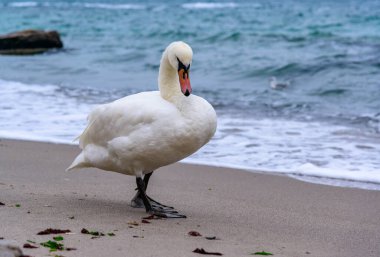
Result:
[131, 193, 175, 210]
[134, 175, 186, 219]
[149, 209, 187, 219]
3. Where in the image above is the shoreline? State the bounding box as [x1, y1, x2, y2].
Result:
[1, 136, 379, 191]
[1, 138, 380, 257]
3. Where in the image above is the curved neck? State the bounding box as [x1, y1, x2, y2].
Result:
[158, 50, 182, 102]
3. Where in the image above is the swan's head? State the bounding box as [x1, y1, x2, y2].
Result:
[166, 41, 193, 97]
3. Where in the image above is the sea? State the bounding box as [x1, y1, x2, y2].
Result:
[1, 0, 380, 190]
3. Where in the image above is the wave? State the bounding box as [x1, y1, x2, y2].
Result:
[182, 159, 380, 190]
[6, 1, 146, 10]
[314, 89, 348, 96]
[6, 1, 238, 10]
[242, 57, 378, 78]
[182, 2, 237, 9]
[1, 78, 380, 190]
[8, 1, 38, 7]
[0, 79, 59, 94]
[81, 3, 145, 10]
[0, 130, 75, 145]
[241, 63, 313, 78]
[295, 163, 380, 185]
[200, 32, 242, 43]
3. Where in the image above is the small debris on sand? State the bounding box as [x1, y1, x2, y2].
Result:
[40, 240, 64, 251]
[81, 228, 105, 236]
[37, 228, 71, 235]
[53, 236, 64, 241]
[23, 243, 38, 249]
[252, 251, 273, 256]
[127, 221, 139, 226]
[205, 236, 220, 240]
[188, 231, 202, 237]
[142, 215, 160, 220]
[193, 248, 223, 255]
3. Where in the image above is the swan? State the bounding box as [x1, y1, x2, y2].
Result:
[67, 41, 217, 218]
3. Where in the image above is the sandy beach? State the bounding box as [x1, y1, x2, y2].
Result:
[0, 139, 379, 257]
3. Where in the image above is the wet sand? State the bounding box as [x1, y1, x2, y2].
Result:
[0, 139, 379, 257]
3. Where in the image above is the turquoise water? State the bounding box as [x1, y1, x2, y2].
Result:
[1, 0, 380, 189]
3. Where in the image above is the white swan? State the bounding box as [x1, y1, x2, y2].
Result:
[67, 41, 217, 218]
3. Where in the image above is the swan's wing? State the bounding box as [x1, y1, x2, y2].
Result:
[76, 104, 105, 147]
[78, 91, 177, 148]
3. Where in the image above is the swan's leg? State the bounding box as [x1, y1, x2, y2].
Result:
[131, 172, 153, 208]
[131, 171, 174, 210]
[135, 176, 186, 219]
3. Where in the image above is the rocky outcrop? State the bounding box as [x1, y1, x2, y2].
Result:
[0, 29, 63, 55]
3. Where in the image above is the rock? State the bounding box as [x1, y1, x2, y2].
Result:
[0, 29, 63, 55]
[0, 241, 23, 257]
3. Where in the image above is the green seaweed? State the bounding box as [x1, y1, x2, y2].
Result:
[81, 228, 105, 236]
[40, 240, 64, 252]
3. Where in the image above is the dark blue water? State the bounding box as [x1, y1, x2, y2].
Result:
[1, 0, 380, 189]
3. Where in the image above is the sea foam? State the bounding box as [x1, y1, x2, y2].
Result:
[81, 3, 145, 10]
[5, 2, 146, 9]
[182, 2, 237, 9]
[8, 1, 38, 7]
[1, 78, 379, 190]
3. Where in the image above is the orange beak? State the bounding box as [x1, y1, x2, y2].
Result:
[178, 68, 192, 97]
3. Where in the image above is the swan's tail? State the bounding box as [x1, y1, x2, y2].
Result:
[66, 152, 88, 171]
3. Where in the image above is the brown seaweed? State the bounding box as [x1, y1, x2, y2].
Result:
[37, 228, 71, 235]
[193, 248, 223, 256]
[188, 231, 202, 237]
[23, 243, 38, 249]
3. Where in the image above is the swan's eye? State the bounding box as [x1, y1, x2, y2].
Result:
[176, 57, 189, 72]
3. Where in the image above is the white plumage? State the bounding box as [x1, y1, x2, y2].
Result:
[67, 41, 217, 179]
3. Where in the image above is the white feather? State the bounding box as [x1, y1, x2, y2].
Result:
[67, 41, 217, 176]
